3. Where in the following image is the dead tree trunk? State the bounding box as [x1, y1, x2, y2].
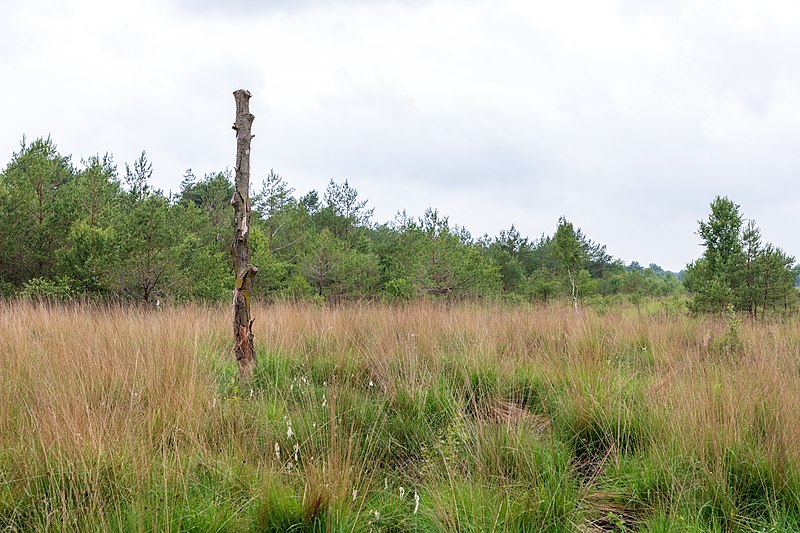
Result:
[231, 89, 258, 381]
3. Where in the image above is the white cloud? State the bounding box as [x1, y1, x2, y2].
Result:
[1, 0, 798, 271]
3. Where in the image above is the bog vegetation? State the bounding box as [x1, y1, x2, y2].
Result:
[2, 302, 800, 531]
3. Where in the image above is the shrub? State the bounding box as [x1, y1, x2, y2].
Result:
[384, 277, 414, 302]
[20, 276, 74, 301]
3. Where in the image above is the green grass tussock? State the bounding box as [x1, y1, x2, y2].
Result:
[1, 300, 799, 531]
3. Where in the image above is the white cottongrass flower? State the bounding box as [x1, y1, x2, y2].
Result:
[293, 443, 300, 462]
[322, 395, 327, 408]
[414, 490, 420, 514]
[274, 442, 281, 461]
[286, 420, 294, 439]
[352, 488, 358, 501]
[371, 509, 380, 521]
[399, 487, 405, 499]
[369, 380, 374, 388]
[384, 477, 388, 490]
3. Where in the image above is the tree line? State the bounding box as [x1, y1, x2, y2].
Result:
[685, 196, 798, 318]
[0, 137, 795, 315]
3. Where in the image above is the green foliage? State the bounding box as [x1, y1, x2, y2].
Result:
[56, 221, 118, 295]
[553, 217, 588, 308]
[322, 178, 374, 241]
[709, 303, 744, 356]
[177, 241, 232, 301]
[0, 280, 15, 298]
[686, 196, 797, 317]
[0, 138, 763, 309]
[553, 217, 586, 276]
[488, 229, 528, 293]
[384, 277, 414, 302]
[282, 273, 320, 301]
[71, 153, 120, 227]
[179, 169, 234, 249]
[116, 191, 180, 303]
[526, 268, 562, 303]
[300, 229, 381, 300]
[123, 150, 153, 201]
[552, 370, 655, 460]
[382, 209, 501, 299]
[20, 276, 75, 300]
[0, 137, 76, 284]
[253, 169, 296, 260]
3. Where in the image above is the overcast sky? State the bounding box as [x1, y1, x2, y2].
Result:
[2, 0, 798, 271]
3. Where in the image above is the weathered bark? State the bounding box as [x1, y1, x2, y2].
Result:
[568, 267, 579, 315]
[231, 89, 258, 381]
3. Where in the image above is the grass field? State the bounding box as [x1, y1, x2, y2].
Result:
[1, 300, 799, 532]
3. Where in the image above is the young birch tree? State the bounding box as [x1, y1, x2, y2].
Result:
[553, 217, 586, 314]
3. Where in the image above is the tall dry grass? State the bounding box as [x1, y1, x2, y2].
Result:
[1, 300, 799, 531]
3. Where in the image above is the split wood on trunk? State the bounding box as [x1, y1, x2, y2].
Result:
[231, 89, 258, 380]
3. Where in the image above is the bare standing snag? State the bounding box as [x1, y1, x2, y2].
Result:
[231, 89, 258, 380]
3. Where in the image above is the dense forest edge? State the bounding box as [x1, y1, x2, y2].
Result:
[0, 136, 797, 316]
